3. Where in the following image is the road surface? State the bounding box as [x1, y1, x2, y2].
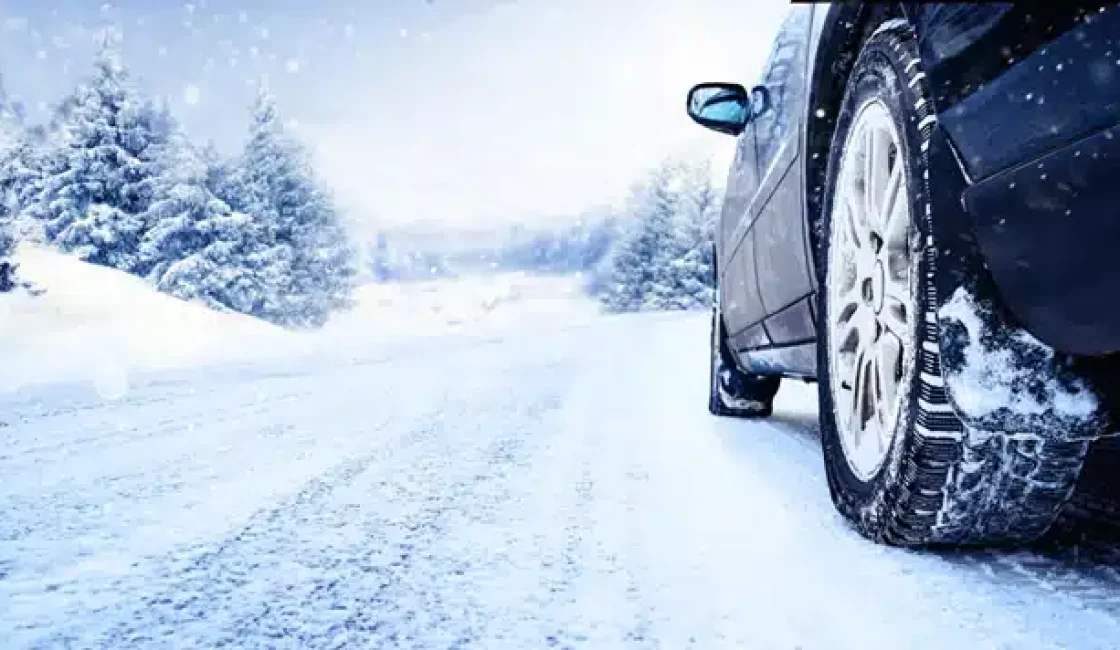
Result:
[2, 313, 1120, 649]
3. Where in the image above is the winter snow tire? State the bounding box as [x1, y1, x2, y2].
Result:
[816, 21, 1090, 547]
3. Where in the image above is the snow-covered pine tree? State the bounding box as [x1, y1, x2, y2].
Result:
[199, 140, 240, 210]
[133, 122, 265, 314]
[599, 159, 688, 312]
[665, 158, 720, 309]
[21, 29, 169, 272]
[0, 74, 29, 292]
[0, 75, 25, 157]
[234, 87, 356, 328]
[596, 157, 722, 312]
[0, 125, 47, 240]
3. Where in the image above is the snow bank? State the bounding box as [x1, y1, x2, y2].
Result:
[0, 248, 600, 395]
[0, 246, 305, 396]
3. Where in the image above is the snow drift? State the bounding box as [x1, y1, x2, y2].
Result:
[0, 247, 600, 395]
[0, 246, 303, 396]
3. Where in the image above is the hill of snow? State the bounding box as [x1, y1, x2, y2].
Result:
[0, 246, 304, 396]
[0, 248, 600, 396]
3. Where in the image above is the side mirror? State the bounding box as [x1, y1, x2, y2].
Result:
[686, 82, 750, 136]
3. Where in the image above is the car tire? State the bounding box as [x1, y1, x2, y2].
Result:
[709, 289, 780, 418]
[816, 20, 1089, 546]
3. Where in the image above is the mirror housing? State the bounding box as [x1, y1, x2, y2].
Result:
[686, 82, 750, 136]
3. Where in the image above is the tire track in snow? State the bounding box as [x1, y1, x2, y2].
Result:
[24, 411, 410, 650]
[29, 374, 567, 649]
[0, 389, 319, 559]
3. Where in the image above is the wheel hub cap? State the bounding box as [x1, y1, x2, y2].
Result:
[826, 99, 917, 481]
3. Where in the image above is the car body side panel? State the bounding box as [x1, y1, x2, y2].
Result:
[963, 121, 1120, 355]
[735, 322, 771, 351]
[911, 3, 1120, 182]
[729, 235, 767, 336]
[906, 3, 1120, 353]
[747, 5, 816, 348]
[760, 296, 815, 348]
[748, 342, 818, 379]
[753, 146, 811, 310]
[717, 121, 763, 338]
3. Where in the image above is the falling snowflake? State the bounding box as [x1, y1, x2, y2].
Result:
[36, 50, 47, 60]
[184, 84, 201, 105]
[260, 26, 270, 39]
[239, 11, 248, 23]
[344, 24, 355, 38]
[400, 28, 409, 38]
[285, 59, 300, 73]
[158, 46, 168, 56]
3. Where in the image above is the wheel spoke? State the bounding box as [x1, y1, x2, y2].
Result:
[850, 347, 870, 435]
[876, 333, 902, 420]
[856, 349, 878, 452]
[880, 160, 905, 244]
[880, 282, 910, 341]
[842, 173, 865, 250]
[863, 124, 878, 227]
[835, 303, 876, 354]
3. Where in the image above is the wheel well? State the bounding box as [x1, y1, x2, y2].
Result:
[804, 4, 906, 276]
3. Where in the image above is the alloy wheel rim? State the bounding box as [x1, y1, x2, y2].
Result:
[826, 99, 917, 481]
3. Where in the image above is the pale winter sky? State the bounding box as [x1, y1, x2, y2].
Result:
[0, 0, 790, 234]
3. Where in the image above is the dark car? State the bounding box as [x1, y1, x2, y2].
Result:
[688, 3, 1120, 547]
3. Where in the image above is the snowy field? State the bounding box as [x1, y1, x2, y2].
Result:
[2, 250, 1120, 649]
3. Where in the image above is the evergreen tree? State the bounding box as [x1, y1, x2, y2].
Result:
[599, 159, 686, 312]
[0, 75, 30, 292]
[234, 87, 356, 328]
[665, 159, 719, 309]
[155, 209, 270, 315]
[135, 125, 263, 314]
[0, 126, 49, 241]
[0, 75, 25, 156]
[597, 157, 722, 313]
[21, 29, 169, 272]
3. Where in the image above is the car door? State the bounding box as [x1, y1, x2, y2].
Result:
[747, 5, 817, 361]
[717, 100, 766, 347]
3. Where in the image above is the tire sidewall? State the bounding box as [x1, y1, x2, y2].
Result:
[817, 27, 935, 522]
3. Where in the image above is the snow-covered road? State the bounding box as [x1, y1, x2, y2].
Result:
[3, 313, 1120, 649]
